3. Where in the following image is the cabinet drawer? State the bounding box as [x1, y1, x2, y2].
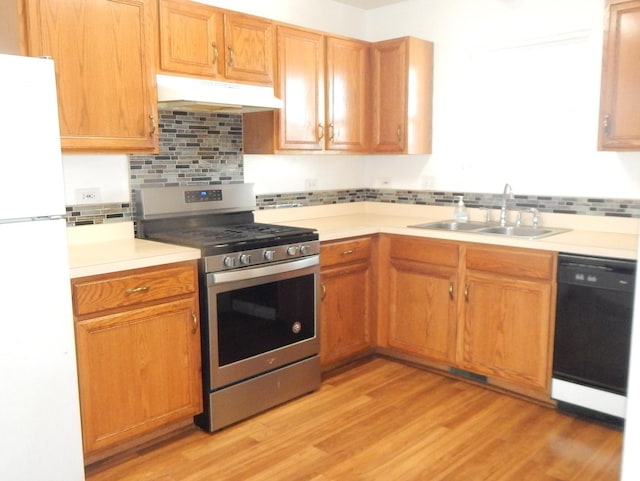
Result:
[321, 237, 372, 267]
[72, 262, 197, 317]
[389, 236, 459, 267]
[465, 245, 555, 280]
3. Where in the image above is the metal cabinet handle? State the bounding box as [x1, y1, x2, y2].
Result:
[212, 43, 219, 64]
[149, 115, 157, 136]
[397, 125, 402, 142]
[192, 312, 198, 333]
[341, 249, 354, 256]
[125, 286, 150, 294]
[321, 283, 326, 301]
[603, 114, 610, 136]
[464, 284, 469, 300]
[318, 124, 324, 140]
[329, 123, 335, 141]
[227, 46, 235, 67]
[449, 283, 454, 300]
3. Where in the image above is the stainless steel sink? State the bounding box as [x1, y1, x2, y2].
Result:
[410, 220, 488, 231]
[477, 225, 569, 239]
[408, 219, 570, 239]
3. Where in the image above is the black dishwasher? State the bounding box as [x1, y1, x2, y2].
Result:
[552, 253, 635, 427]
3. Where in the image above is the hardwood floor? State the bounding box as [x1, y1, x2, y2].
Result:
[85, 358, 622, 480]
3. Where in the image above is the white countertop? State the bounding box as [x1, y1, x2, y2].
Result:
[66, 203, 639, 279]
[67, 222, 201, 278]
[255, 202, 640, 260]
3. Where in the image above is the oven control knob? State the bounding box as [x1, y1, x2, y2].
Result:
[223, 256, 236, 268]
[239, 254, 252, 265]
[300, 245, 310, 255]
[264, 249, 276, 261]
[287, 245, 299, 256]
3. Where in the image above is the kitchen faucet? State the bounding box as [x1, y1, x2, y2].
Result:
[500, 183, 514, 226]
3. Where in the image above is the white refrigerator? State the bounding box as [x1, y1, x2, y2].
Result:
[0, 54, 85, 480]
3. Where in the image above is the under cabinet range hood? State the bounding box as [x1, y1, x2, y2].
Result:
[156, 74, 283, 113]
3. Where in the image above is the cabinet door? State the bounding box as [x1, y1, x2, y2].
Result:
[75, 298, 202, 455]
[24, 0, 158, 152]
[158, 0, 224, 78]
[223, 13, 274, 85]
[372, 38, 407, 153]
[320, 262, 372, 365]
[326, 36, 370, 151]
[459, 272, 553, 391]
[371, 36, 433, 154]
[320, 238, 373, 366]
[384, 236, 459, 363]
[275, 26, 325, 150]
[598, 0, 640, 150]
[388, 258, 458, 363]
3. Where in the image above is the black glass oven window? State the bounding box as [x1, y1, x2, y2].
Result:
[216, 274, 315, 366]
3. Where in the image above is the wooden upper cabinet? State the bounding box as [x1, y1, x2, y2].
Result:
[598, 0, 640, 150]
[371, 37, 433, 154]
[224, 12, 274, 85]
[244, 29, 369, 154]
[158, 0, 224, 78]
[157, 1, 274, 86]
[275, 26, 325, 151]
[23, 0, 159, 153]
[325, 36, 370, 152]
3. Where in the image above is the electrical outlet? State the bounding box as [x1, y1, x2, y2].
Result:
[304, 178, 319, 190]
[75, 188, 101, 204]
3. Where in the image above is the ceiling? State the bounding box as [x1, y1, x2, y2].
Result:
[332, 0, 410, 9]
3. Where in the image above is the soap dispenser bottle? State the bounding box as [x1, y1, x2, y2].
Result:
[454, 196, 468, 222]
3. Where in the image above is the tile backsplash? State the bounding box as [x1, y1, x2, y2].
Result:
[64, 111, 640, 226]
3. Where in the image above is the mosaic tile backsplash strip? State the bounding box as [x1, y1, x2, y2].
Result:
[66, 189, 640, 226]
[63, 110, 640, 225]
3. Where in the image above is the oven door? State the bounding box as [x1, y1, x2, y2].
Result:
[205, 256, 320, 390]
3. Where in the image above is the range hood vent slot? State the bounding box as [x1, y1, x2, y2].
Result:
[156, 74, 283, 113]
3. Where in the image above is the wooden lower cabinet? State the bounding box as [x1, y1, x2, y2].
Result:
[71, 261, 202, 458]
[380, 235, 556, 398]
[386, 236, 458, 363]
[458, 245, 556, 393]
[320, 237, 374, 367]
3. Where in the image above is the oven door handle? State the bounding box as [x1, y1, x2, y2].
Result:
[207, 255, 319, 285]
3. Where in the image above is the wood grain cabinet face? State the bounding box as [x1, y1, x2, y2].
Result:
[320, 238, 374, 366]
[371, 37, 434, 154]
[381, 236, 556, 396]
[325, 36, 371, 152]
[23, 0, 158, 153]
[158, 0, 225, 78]
[598, 0, 640, 150]
[223, 13, 274, 85]
[244, 29, 370, 154]
[458, 246, 556, 392]
[71, 261, 202, 457]
[386, 237, 459, 363]
[274, 26, 325, 151]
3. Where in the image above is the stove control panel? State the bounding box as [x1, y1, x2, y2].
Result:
[205, 240, 320, 273]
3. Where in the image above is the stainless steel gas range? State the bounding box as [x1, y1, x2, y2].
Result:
[135, 184, 321, 432]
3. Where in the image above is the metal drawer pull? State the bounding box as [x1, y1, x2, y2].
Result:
[212, 43, 219, 64]
[449, 283, 454, 299]
[341, 249, 354, 255]
[464, 285, 469, 300]
[192, 312, 198, 333]
[125, 286, 150, 294]
[321, 283, 326, 301]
